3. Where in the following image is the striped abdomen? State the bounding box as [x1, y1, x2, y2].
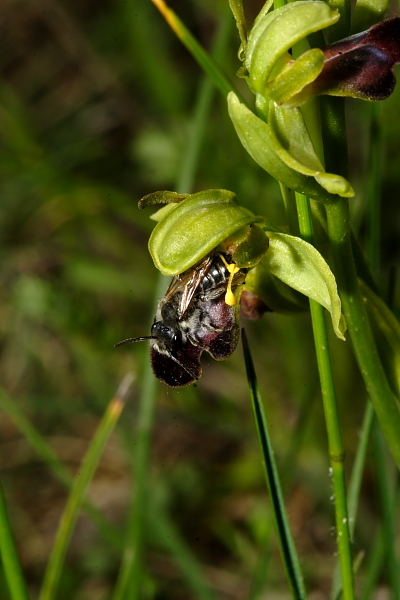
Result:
[198, 255, 231, 295]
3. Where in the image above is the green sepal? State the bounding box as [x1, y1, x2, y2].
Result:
[264, 48, 325, 106]
[268, 104, 355, 197]
[245, 262, 310, 313]
[148, 189, 264, 276]
[228, 0, 248, 50]
[228, 92, 341, 205]
[245, 1, 339, 96]
[139, 190, 190, 208]
[361, 280, 400, 399]
[149, 203, 179, 222]
[223, 223, 269, 268]
[263, 231, 347, 339]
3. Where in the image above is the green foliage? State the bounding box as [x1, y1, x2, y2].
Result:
[0, 0, 399, 599]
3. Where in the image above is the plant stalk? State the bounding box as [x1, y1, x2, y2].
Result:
[296, 192, 355, 600]
[320, 96, 400, 470]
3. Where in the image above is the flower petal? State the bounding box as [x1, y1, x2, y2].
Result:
[246, 1, 339, 96]
[263, 231, 347, 339]
[268, 104, 354, 197]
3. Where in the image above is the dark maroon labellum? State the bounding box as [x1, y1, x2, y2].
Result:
[314, 18, 400, 101]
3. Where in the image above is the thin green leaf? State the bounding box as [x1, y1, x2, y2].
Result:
[150, 0, 235, 97]
[241, 329, 307, 600]
[0, 479, 31, 600]
[372, 424, 400, 599]
[0, 385, 123, 551]
[39, 379, 130, 600]
[322, 95, 400, 470]
[361, 280, 400, 399]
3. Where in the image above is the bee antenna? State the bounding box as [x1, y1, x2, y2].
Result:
[114, 336, 155, 348]
[166, 349, 199, 381]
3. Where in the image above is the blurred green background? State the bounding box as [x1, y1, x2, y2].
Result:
[0, 0, 399, 598]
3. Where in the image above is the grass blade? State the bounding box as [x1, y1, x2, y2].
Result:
[296, 192, 355, 600]
[150, 0, 236, 98]
[241, 328, 307, 600]
[38, 375, 132, 600]
[372, 423, 400, 599]
[0, 384, 123, 551]
[112, 353, 159, 600]
[0, 478, 31, 600]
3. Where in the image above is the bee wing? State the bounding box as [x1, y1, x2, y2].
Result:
[164, 255, 213, 318]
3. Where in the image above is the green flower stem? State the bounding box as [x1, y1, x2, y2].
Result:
[280, 183, 300, 236]
[320, 96, 400, 470]
[0, 479, 31, 600]
[366, 104, 382, 278]
[242, 329, 307, 600]
[295, 192, 355, 600]
[331, 402, 375, 600]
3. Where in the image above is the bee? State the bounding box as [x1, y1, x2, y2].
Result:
[115, 253, 247, 387]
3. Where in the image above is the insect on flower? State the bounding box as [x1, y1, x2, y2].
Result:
[115, 253, 247, 387]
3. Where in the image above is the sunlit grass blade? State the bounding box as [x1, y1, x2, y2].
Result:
[38, 375, 132, 600]
[150, 0, 236, 98]
[0, 478, 31, 600]
[112, 353, 159, 600]
[241, 328, 307, 600]
[0, 384, 123, 551]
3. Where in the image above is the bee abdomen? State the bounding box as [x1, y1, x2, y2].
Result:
[199, 256, 230, 293]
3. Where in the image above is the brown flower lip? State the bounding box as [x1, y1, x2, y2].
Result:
[313, 17, 400, 101]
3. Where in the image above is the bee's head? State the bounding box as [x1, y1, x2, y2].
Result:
[151, 321, 182, 352]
